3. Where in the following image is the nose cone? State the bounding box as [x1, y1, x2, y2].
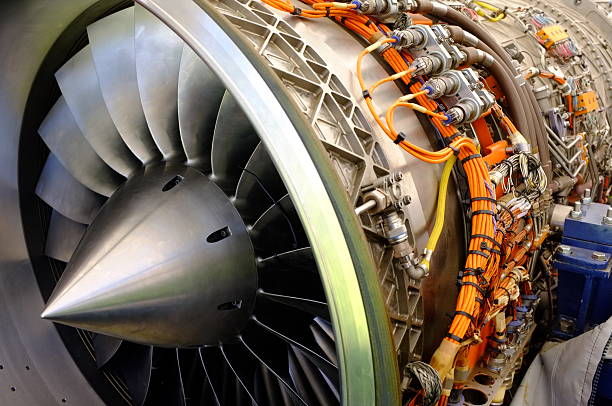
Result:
[41, 164, 257, 347]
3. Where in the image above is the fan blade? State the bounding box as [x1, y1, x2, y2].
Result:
[134, 4, 185, 161]
[93, 334, 123, 368]
[87, 6, 161, 165]
[257, 290, 330, 320]
[252, 317, 338, 388]
[239, 337, 306, 406]
[310, 322, 337, 365]
[55, 45, 140, 177]
[198, 349, 221, 406]
[39, 97, 123, 197]
[258, 248, 316, 274]
[111, 343, 153, 406]
[144, 348, 186, 406]
[287, 347, 316, 405]
[45, 210, 86, 263]
[234, 143, 286, 222]
[290, 346, 337, 405]
[211, 91, 259, 193]
[220, 345, 258, 405]
[178, 44, 225, 170]
[36, 154, 104, 224]
[250, 194, 307, 255]
[313, 317, 335, 342]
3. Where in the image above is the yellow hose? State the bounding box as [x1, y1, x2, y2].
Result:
[420, 155, 456, 269]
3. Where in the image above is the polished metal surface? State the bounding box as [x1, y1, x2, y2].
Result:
[42, 163, 257, 347]
[211, 91, 260, 193]
[87, 7, 161, 165]
[178, 44, 225, 170]
[134, 4, 186, 162]
[235, 142, 285, 222]
[55, 45, 141, 177]
[92, 334, 122, 368]
[39, 97, 124, 197]
[138, 0, 398, 403]
[36, 153, 104, 224]
[45, 210, 87, 262]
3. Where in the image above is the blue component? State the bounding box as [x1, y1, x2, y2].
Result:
[553, 202, 612, 337]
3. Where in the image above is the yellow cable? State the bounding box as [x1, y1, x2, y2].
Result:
[420, 155, 456, 269]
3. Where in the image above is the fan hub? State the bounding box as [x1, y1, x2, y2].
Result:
[41, 163, 257, 347]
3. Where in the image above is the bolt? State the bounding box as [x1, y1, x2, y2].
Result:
[582, 188, 592, 205]
[603, 207, 612, 225]
[592, 252, 607, 261]
[392, 171, 403, 182]
[559, 245, 572, 255]
[570, 201, 582, 218]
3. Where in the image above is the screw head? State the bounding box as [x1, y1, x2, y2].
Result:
[559, 245, 572, 255]
[592, 252, 607, 262]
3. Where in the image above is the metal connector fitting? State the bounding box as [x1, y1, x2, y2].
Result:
[391, 28, 426, 50]
[569, 201, 582, 219]
[382, 210, 408, 244]
[360, 0, 416, 20]
[603, 207, 612, 225]
[581, 188, 592, 205]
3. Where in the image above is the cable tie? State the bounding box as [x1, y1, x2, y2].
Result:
[394, 131, 406, 145]
[459, 281, 487, 297]
[446, 333, 464, 343]
[364, 19, 373, 27]
[461, 153, 482, 164]
[454, 311, 476, 324]
[472, 209, 495, 217]
[340, 16, 347, 23]
[362, 89, 371, 100]
[471, 234, 502, 249]
[291, 7, 303, 15]
[467, 250, 489, 259]
[325, 7, 331, 17]
[448, 144, 459, 155]
[471, 196, 497, 204]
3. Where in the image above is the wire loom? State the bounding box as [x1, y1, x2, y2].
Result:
[258, 0, 547, 403]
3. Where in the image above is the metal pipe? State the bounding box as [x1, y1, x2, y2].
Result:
[355, 200, 377, 215]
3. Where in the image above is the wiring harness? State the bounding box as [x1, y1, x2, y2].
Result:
[257, 0, 550, 404]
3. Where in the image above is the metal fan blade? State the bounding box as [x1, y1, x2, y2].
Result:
[55, 45, 140, 177]
[134, 4, 185, 161]
[45, 210, 86, 263]
[87, 6, 161, 165]
[39, 97, 123, 197]
[251, 317, 338, 388]
[93, 334, 123, 368]
[258, 248, 316, 274]
[291, 346, 337, 405]
[250, 194, 305, 255]
[239, 337, 306, 406]
[220, 345, 258, 405]
[287, 347, 316, 405]
[111, 343, 153, 406]
[313, 317, 335, 341]
[144, 348, 186, 406]
[309, 323, 337, 366]
[198, 349, 221, 406]
[36, 154, 104, 224]
[178, 44, 225, 170]
[235, 142, 286, 222]
[211, 91, 259, 193]
[257, 290, 330, 320]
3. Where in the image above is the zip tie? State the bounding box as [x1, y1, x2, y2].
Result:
[394, 131, 406, 145]
[291, 7, 303, 15]
[362, 89, 371, 100]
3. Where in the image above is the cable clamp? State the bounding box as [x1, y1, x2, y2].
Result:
[394, 131, 406, 144]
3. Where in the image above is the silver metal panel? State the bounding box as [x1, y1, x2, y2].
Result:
[39, 97, 124, 197]
[87, 6, 161, 165]
[45, 210, 87, 263]
[178, 44, 225, 171]
[134, 3, 186, 162]
[42, 164, 257, 347]
[36, 153, 104, 224]
[211, 91, 260, 192]
[55, 45, 141, 177]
